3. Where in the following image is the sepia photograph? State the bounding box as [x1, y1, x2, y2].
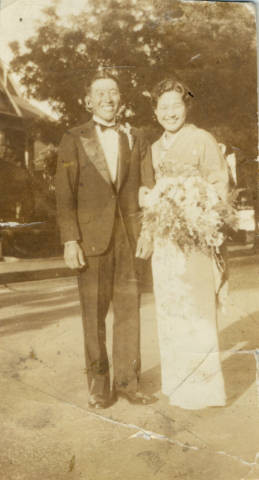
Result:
[0, 0, 258, 478]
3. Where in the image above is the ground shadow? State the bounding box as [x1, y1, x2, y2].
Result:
[0, 286, 81, 336]
[0, 287, 77, 309]
[0, 304, 81, 337]
[220, 310, 259, 405]
[140, 311, 259, 404]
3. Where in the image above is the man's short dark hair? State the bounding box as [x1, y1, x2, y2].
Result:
[85, 70, 120, 94]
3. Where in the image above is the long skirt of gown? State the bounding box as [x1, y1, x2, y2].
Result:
[152, 240, 226, 410]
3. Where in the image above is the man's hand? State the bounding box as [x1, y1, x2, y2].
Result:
[136, 236, 153, 260]
[64, 242, 86, 269]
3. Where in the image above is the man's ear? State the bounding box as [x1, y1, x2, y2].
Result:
[85, 96, 92, 113]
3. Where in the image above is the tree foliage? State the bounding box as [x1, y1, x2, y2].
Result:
[9, 0, 257, 159]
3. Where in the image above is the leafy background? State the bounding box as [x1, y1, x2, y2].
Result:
[9, 0, 258, 202]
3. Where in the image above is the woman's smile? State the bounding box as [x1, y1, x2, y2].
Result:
[155, 91, 187, 133]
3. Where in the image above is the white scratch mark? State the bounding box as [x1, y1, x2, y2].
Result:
[240, 452, 259, 480]
[216, 450, 253, 467]
[129, 430, 259, 468]
[190, 53, 201, 62]
[130, 431, 153, 441]
[129, 430, 199, 450]
[0, 221, 45, 228]
[2, 370, 259, 470]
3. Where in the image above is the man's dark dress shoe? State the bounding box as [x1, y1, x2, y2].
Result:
[117, 391, 158, 405]
[88, 395, 109, 409]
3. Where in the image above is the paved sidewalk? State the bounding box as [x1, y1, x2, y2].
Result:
[0, 256, 72, 283]
[0, 258, 259, 479]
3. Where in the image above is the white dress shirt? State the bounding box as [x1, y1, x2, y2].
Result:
[94, 115, 119, 183]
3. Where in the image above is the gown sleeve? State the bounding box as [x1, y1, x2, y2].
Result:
[198, 130, 230, 307]
[199, 131, 229, 200]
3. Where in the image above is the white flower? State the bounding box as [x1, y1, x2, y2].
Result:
[140, 166, 237, 254]
[206, 185, 220, 207]
[144, 185, 161, 208]
[173, 188, 186, 205]
[183, 177, 196, 189]
[119, 122, 134, 150]
[206, 210, 221, 227]
[185, 205, 203, 222]
[206, 231, 224, 248]
[156, 177, 176, 193]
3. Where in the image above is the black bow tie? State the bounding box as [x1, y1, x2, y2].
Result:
[94, 121, 119, 132]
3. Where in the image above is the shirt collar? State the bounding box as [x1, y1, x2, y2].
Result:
[93, 115, 116, 128]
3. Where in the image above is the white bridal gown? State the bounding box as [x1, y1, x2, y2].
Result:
[150, 124, 228, 410]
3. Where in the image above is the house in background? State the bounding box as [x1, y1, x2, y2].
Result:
[0, 60, 61, 259]
[0, 59, 51, 170]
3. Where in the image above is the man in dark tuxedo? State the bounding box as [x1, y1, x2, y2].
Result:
[55, 71, 155, 408]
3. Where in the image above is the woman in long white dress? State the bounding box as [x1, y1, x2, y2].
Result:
[138, 77, 229, 410]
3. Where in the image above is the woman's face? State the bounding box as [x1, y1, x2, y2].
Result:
[155, 90, 187, 134]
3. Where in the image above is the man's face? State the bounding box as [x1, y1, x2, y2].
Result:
[87, 78, 121, 122]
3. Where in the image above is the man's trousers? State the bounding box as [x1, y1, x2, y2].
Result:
[77, 215, 141, 399]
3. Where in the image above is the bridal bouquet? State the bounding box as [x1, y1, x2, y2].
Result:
[139, 175, 238, 255]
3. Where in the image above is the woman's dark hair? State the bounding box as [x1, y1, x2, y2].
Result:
[151, 76, 192, 109]
[85, 70, 120, 94]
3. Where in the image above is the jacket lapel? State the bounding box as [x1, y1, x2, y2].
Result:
[79, 121, 112, 186]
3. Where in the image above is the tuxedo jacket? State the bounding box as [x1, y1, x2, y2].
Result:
[55, 119, 154, 256]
